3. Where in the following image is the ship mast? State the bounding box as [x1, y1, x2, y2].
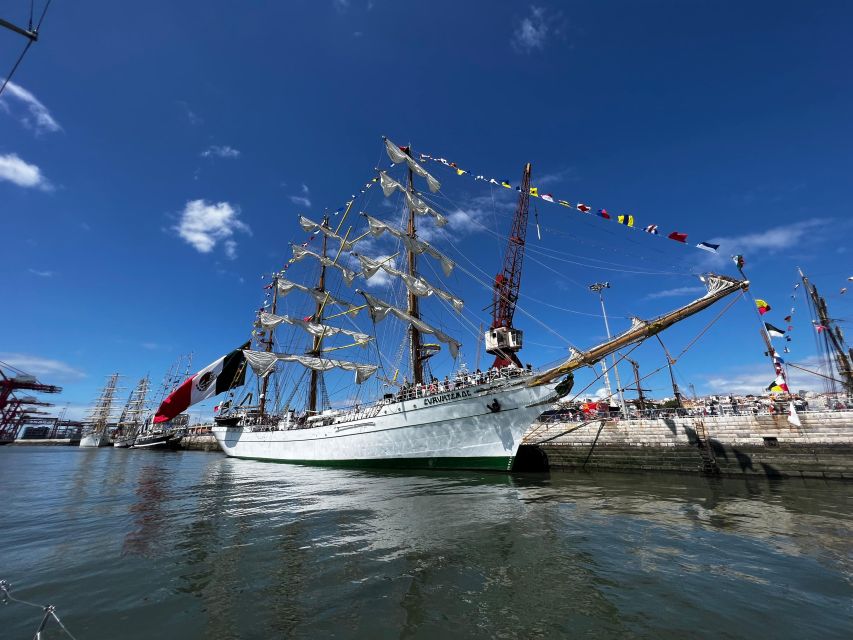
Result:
[259, 275, 279, 417]
[799, 268, 853, 399]
[308, 216, 330, 413]
[405, 147, 424, 385]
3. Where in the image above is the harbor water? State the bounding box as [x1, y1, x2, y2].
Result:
[1, 447, 850, 639]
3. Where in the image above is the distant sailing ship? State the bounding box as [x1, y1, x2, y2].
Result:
[132, 356, 192, 449]
[79, 373, 120, 448]
[113, 376, 150, 447]
[153, 137, 747, 470]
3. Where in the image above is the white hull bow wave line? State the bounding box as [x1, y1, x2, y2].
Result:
[212, 373, 559, 470]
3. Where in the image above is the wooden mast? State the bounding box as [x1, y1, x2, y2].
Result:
[308, 216, 330, 413]
[528, 275, 748, 386]
[800, 269, 853, 398]
[259, 275, 279, 417]
[405, 147, 424, 385]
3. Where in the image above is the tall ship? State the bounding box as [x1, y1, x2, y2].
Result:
[151, 137, 748, 470]
[113, 376, 150, 447]
[79, 373, 120, 448]
[133, 357, 192, 449]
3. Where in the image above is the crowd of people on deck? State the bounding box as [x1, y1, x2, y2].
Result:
[394, 365, 532, 402]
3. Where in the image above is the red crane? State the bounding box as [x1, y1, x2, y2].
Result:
[485, 163, 532, 369]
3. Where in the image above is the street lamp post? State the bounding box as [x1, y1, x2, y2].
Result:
[589, 282, 629, 418]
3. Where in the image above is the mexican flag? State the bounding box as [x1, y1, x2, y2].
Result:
[153, 342, 250, 423]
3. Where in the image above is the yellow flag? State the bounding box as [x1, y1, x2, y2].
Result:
[501, 180, 512, 189]
[618, 215, 635, 227]
[456, 168, 466, 176]
[529, 187, 539, 197]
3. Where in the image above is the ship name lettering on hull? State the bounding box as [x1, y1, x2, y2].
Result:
[423, 390, 472, 406]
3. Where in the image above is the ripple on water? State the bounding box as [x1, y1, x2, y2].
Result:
[0, 449, 850, 639]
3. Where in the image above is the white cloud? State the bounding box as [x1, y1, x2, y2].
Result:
[703, 356, 826, 395]
[0, 153, 52, 190]
[0, 81, 61, 134]
[333, 0, 350, 12]
[700, 218, 829, 267]
[201, 145, 241, 159]
[537, 167, 579, 186]
[177, 100, 202, 126]
[645, 286, 705, 300]
[710, 219, 826, 254]
[28, 268, 54, 277]
[0, 353, 86, 381]
[359, 255, 396, 288]
[512, 6, 551, 53]
[174, 199, 251, 258]
[289, 183, 311, 207]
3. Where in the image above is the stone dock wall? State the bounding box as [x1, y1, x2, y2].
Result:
[522, 410, 853, 479]
[180, 433, 220, 452]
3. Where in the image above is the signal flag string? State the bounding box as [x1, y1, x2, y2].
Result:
[416, 150, 722, 255]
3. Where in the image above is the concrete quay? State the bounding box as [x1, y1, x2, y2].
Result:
[180, 432, 220, 452]
[521, 410, 853, 479]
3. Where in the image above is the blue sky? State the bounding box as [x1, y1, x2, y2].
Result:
[2, 1, 851, 419]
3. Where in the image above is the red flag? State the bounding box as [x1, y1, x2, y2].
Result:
[577, 203, 591, 213]
[598, 209, 610, 219]
[668, 231, 688, 243]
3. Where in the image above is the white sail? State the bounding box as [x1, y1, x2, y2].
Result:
[358, 291, 461, 358]
[299, 216, 357, 252]
[291, 245, 356, 286]
[384, 137, 441, 193]
[243, 350, 378, 383]
[260, 312, 371, 346]
[364, 214, 455, 276]
[378, 171, 448, 226]
[276, 278, 359, 312]
[355, 254, 463, 313]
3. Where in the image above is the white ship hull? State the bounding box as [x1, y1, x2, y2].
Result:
[79, 431, 110, 448]
[212, 379, 558, 471]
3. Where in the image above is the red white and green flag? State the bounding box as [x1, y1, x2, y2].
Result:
[153, 342, 250, 423]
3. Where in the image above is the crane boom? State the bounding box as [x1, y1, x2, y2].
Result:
[485, 163, 532, 368]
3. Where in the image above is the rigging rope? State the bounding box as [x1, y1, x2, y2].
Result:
[1, 579, 79, 640]
[0, 0, 52, 97]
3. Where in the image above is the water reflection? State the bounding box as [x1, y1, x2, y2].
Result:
[1, 448, 850, 640]
[123, 462, 169, 557]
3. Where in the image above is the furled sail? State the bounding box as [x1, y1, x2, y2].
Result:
[364, 214, 454, 276]
[298, 216, 357, 251]
[276, 278, 359, 312]
[260, 312, 371, 346]
[243, 350, 378, 383]
[378, 171, 448, 226]
[355, 254, 463, 313]
[291, 245, 357, 286]
[358, 291, 461, 358]
[384, 137, 441, 193]
[528, 274, 749, 386]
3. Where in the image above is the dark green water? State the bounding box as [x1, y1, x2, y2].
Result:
[0, 447, 850, 639]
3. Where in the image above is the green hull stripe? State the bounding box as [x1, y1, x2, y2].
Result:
[228, 455, 514, 472]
